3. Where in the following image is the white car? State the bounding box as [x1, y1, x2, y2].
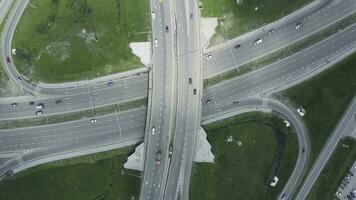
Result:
[283, 119, 290, 127]
[294, 22, 302, 30]
[152, 11, 155, 19]
[154, 39, 158, 47]
[254, 38, 262, 45]
[152, 127, 155, 135]
[206, 54, 212, 59]
[297, 108, 305, 117]
[90, 119, 97, 123]
[36, 111, 43, 116]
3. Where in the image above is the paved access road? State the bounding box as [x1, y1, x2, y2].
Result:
[202, 0, 356, 78]
[140, 0, 176, 199]
[0, 107, 146, 177]
[295, 98, 356, 200]
[202, 97, 310, 200]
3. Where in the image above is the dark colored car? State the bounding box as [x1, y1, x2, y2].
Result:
[6, 57, 11, 63]
[234, 44, 241, 49]
[193, 88, 197, 95]
[165, 26, 169, 33]
[55, 100, 62, 104]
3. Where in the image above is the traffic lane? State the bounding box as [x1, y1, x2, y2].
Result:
[0, 108, 146, 152]
[202, 0, 356, 78]
[140, 0, 174, 198]
[202, 98, 309, 200]
[0, 0, 12, 23]
[295, 99, 356, 200]
[202, 23, 356, 115]
[180, 0, 203, 198]
[164, 0, 197, 197]
[0, 75, 148, 120]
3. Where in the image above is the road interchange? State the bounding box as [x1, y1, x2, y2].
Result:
[0, 0, 355, 199]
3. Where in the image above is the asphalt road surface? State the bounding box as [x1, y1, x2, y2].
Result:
[163, 0, 202, 199]
[202, 23, 356, 118]
[202, 0, 356, 78]
[202, 97, 310, 200]
[140, 0, 176, 199]
[0, 107, 146, 177]
[295, 98, 356, 200]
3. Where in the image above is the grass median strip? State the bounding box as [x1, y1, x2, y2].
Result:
[12, 0, 149, 83]
[0, 98, 147, 129]
[307, 138, 356, 200]
[274, 52, 356, 198]
[0, 146, 141, 200]
[203, 13, 356, 88]
[190, 112, 298, 200]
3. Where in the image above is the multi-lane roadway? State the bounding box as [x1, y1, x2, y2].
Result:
[0, 0, 356, 199]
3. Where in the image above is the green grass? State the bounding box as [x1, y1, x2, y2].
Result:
[0, 98, 147, 129]
[190, 112, 298, 200]
[13, 0, 149, 83]
[0, 146, 141, 200]
[275, 53, 356, 198]
[203, 13, 356, 87]
[307, 138, 356, 200]
[201, 0, 313, 44]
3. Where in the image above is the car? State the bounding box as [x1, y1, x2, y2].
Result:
[29, 101, 35, 105]
[165, 26, 169, 33]
[254, 38, 262, 45]
[205, 99, 212, 104]
[107, 81, 114, 86]
[55, 100, 62, 104]
[17, 76, 22, 81]
[233, 101, 239, 106]
[193, 88, 197, 95]
[156, 151, 161, 165]
[190, 13, 193, 19]
[152, 11, 155, 19]
[281, 193, 286, 200]
[35, 110, 43, 116]
[6, 57, 11, 63]
[189, 78, 192, 84]
[206, 54, 212, 59]
[36, 103, 44, 110]
[234, 44, 241, 49]
[90, 119, 97, 123]
[152, 127, 155, 135]
[154, 39, 158, 47]
[168, 145, 173, 157]
[11, 103, 17, 108]
[268, 29, 274, 34]
[302, 148, 305, 153]
[294, 22, 302, 30]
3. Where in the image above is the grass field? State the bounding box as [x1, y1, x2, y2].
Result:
[190, 112, 298, 200]
[276, 53, 356, 169]
[201, 0, 313, 45]
[307, 138, 356, 200]
[0, 146, 141, 200]
[13, 0, 149, 83]
[275, 53, 356, 198]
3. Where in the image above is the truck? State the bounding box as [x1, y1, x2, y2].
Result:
[156, 151, 161, 165]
